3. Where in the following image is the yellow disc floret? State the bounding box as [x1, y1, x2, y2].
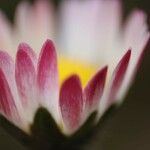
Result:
[58, 56, 97, 87]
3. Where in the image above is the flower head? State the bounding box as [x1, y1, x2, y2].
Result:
[0, 0, 149, 136]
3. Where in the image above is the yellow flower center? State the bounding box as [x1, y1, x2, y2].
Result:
[58, 56, 97, 87]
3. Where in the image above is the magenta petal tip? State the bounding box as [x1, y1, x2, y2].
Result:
[59, 74, 83, 133]
[84, 66, 108, 114]
[108, 49, 131, 105]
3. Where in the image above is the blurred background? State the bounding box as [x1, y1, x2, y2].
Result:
[0, 0, 150, 149]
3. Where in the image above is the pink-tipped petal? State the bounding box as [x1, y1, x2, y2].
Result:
[0, 68, 19, 121]
[117, 34, 150, 102]
[0, 51, 14, 78]
[108, 50, 131, 105]
[60, 75, 83, 133]
[37, 40, 57, 90]
[84, 66, 107, 114]
[113, 10, 149, 103]
[0, 51, 22, 122]
[37, 40, 60, 123]
[0, 11, 12, 53]
[15, 43, 36, 106]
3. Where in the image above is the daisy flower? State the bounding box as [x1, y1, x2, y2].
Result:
[0, 0, 149, 137]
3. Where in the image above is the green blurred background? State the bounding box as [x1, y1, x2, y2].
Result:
[0, 0, 150, 149]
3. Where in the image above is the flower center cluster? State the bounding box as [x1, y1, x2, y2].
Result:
[58, 56, 97, 86]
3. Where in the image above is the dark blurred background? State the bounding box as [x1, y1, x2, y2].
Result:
[0, 0, 150, 150]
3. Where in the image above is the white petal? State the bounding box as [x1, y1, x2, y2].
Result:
[59, 0, 122, 65]
[59, 0, 101, 62]
[14, 0, 55, 54]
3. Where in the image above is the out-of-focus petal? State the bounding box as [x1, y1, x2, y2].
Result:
[108, 50, 131, 105]
[59, 0, 122, 65]
[37, 40, 60, 124]
[59, 0, 101, 62]
[14, 1, 31, 48]
[83, 66, 107, 117]
[123, 10, 148, 54]
[60, 75, 83, 134]
[99, 50, 131, 115]
[117, 10, 150, 101]
[0, 51, 23, 126]
[32, 0, 55, 40]
[0, 68, 19, 122]
[95, 0, 122, 65]
[14, 0, 55, 53]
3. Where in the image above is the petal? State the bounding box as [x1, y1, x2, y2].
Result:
[0, 51, 22, 121]
[32, 0, 55, 39]
[59, 0, 102, 62]
[59, 0, 122, 64]
[95, 0, 122, 65]
[84, 66, 107, 115]
[15, 43, 37, 106]
[108, 49, 131, 105]
[123, 10, 149, 73]
[15, 43, 38, 129]
[14, 0, 55, 53]
[99, 50, 131, 116]
[59, 75, 83, 134]
[14, 1, 31, 44]
[0, 68, 19, 121]
[37, 40, 60, 123]
[117, 34, 150, 102]
[123, 10, 148, 54]
[0, 51, 14, 78]
[117, 10, 150, 101]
